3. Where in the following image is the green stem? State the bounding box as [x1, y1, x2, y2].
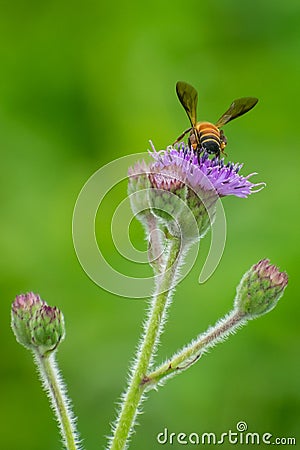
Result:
[34, 351, 81, 450]
[108, 237, 182, 450]
[146, 214, 165, 274]
[143, 309, 247, 389]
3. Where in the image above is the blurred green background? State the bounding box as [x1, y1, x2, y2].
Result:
[1, 0, 299, 449]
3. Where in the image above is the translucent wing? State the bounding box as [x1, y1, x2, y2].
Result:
[215, 97, 258, 128]
[176, 81, 198, 127]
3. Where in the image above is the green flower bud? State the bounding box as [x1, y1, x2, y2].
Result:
[185, 187, 216, 238]
[31, 305, 65, 355]
[11, 292, 45, 350]
[11, 293, 65, 355]
[235, 259, 288, 319]
[148, 171, 187, 223]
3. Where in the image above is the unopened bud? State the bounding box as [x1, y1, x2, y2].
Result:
[11, 292, 45, 350]
[11, 292, 65, 355]
[31, 305, 65, 355]
[235, 259, 288, 319]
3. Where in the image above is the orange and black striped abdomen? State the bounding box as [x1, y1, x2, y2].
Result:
[195, 121, 221, 156]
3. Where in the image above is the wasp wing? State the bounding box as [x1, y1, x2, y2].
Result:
[215, 97, 258, 128]
[176, 81, 198, 127]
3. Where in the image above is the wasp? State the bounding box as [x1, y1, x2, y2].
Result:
[173, 81, 258, 158]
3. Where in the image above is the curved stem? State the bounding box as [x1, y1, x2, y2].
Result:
[108, 237, 182, 450]
[143, 309, 247, 390]
[34, 351, 81, 450]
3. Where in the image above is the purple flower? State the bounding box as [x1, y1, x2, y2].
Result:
[128, 142, 266, 240]
[148, 143, 265, 198]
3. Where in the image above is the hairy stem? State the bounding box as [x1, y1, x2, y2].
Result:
[146, 214, 165, 273]
[108, 237, 182, 450]
[34, 351, 81, 450]
[143, 309, 247, 389]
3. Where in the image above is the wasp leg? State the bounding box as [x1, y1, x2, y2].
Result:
[187, 131, 202, 162]
[172, 127, 192, 146]
[219, 130, 228, 157]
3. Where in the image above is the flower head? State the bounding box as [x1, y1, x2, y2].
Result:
[149, 143, 265, 198]
[235, 259, 288, 318]
[128, 143, 265, 241]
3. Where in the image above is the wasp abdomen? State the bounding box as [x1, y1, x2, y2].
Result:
[196, 122, 221, 155]
[197, 122, 219, 136]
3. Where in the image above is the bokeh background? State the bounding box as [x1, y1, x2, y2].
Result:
[1, 1, 299, 449]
